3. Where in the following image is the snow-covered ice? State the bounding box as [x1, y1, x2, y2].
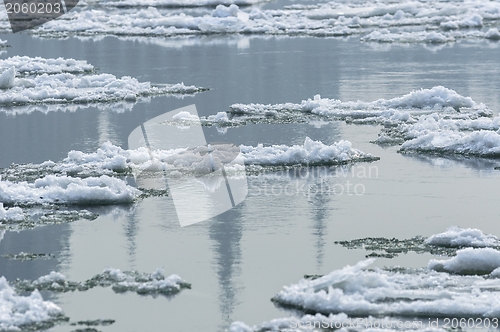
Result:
[0, 175, 139, 206]
[426, 226, 500, 248]
[0, 277, 63, 331]
[102, 0, 269, 8]
[14, 0, 500, 43]
[272, 258, 500, 317]
[225, 86, 500, 158]
[240, 137, 379, 166]
[0, 203, 24, 223]
[0, 56, 206, 107]
[429, 248, 500, 275]
[0, 56, 94, 76]
[14, 268, 191, 296]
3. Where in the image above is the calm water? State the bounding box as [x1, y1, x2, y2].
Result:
[1, 32, 500, 331]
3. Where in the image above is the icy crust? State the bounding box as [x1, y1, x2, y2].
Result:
[272, 259, 500, 318]
[429, 248, 500, 275]
[0, 203, 24, 222]
[336, 227, 500, 259]
[0, 56, 94, 76]
[229, 86, 484, 125]
[0, 57, 206, 106]
[426, 226, 500, 248]
[102, 0, 269, 8]
[241, 138, 379, 166]
[0, 277, 63, 331]
[2, 139, 377, 186]
[227, 86, 500, 158]
[14, 268, 191, 296]
[0, 175, 139, 206]
[24, 1, 500, 42]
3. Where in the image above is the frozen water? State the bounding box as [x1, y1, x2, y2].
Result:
[272, 259, 500, 318]
[426, 226, 500, 248]
[0, 277, 63, 331]
[102, 0, 269, 8]
[15, 0, 500, 43]
[13, 268, 191, 296]
[0, 56, 206, 107]
[0, 175, 139, 206]
[429, 248, 500, 275]
[0, 203, 24, 222]
[0, 56, 94, 76]
[240, 137, 379, 166]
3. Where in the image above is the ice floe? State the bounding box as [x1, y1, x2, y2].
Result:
[1, 138, 377, 184]
[0, 56, 206, 107]
[336, 227, 500, 259]
[429, 248, 500, 275]
[0, 277, 63, 331]
[14, 268, 191, 296]
[102, 0, 269, 8]
[15, 0, 500, 43]
[0, 203, 24, 222]
[0, 56, 94, 76]
[228, 86, 486, 125]
[272, 258, 500, 318]
[221, 86, 500, 158]
[426, 226, 500, 248]
[0, 175, 139, 206]
[240, 138, 379, 166]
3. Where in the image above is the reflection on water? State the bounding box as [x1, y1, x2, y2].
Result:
[210, 208, 243, 327]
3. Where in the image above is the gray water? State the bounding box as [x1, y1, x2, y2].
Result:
[1, 33, 500, 331]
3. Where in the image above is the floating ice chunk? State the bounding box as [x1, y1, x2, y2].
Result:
[14, 268, 190, 296]
[441, 14, 483, 30]
[0, 203, 24, 222]
[213, 4, 240, 17]
[241, 137, 379, 166]
[34, 271, 67, 285]
[0, 175, 139, 206]
[399, 130, 500, 157]
[102, 0, 269, 8]
[429, 248, 500, 275]
[230, 86, 481, 123]
[4, 138, 377, 184]
[0, 56, 94, 75]
[22, 0, 500, 42]
[0, 67, 15, 89]
[0, 56, 205, 107]
[273, 258, 500, 317]
[0, 277, 63, 331]
[485, 28, 500, 40]
[426, 226, 499, 248]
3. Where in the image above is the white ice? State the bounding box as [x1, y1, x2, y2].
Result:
[0, 203, 24, 222]
[102, 0, 269, 8]
[429, 248, 500, 275]
[426, 226, 500, 248]
[0, 56, 94, 75]
[240, 137, 378, 166]
[0, 56, 205, 107]
[273, 258, 500, 318]
[0, 175, 139, 206]
[0, 277, 62, 331]
[20, 0, 500, 43]
[51, 137, 378, 176]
